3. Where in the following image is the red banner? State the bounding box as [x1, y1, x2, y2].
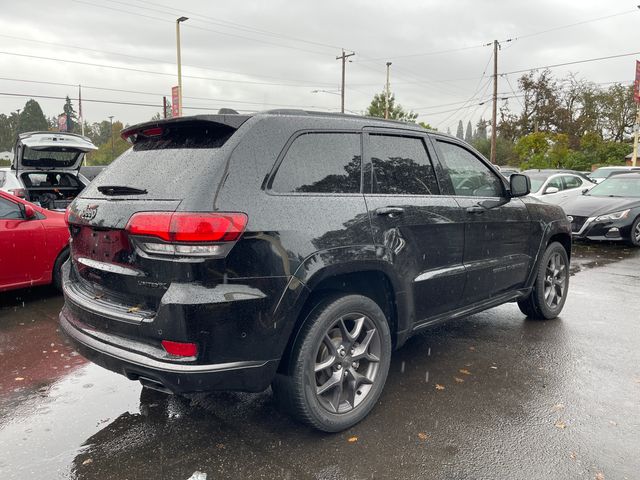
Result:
[634, 61, 640, 103]
[171, 86, 180, 117]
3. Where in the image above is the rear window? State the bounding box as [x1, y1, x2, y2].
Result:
[84, 122, 237, 200]
[21, 172, 82, 188]
[21, 147, 81, 168]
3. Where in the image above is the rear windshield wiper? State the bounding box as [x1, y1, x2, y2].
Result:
[97, 185, 148, 195]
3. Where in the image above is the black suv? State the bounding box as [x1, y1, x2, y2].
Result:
[60, 111, 571, 432]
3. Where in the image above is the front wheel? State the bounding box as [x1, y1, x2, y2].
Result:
[518, 242, 569, 320]
[272, 294, 392, 432]
[628, 216, 640, 247]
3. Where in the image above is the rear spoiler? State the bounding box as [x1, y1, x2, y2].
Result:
[121, 115, 251, 143]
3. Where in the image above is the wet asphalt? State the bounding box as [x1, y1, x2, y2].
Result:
[0, 242, 639, 480]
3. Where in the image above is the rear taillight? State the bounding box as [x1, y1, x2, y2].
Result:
[9, 188, 26, 198]
[161, 340, 198, 357]
[125, 212, 247, 258]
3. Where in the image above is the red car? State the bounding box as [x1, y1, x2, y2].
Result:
[0, 190, 69, 292]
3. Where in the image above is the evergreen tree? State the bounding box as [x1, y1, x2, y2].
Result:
[17, 99, 48, 134]
[475, 118, 488, 140]
[465, 121, 473, 142]
[62, 96, 78, 132]
[456, 120, 464, 139]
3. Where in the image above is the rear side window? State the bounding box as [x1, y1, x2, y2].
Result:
[563, 176, 582, 189]
[369, 135, 439, 195]
[0, 171, 5, 187]
[271, 132, 361, 193]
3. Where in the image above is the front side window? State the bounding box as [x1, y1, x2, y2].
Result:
[369, 135, 439, 195]
[271, 133, 361, 193]
[545, 176, 563, 192]
[435, 140, 503, 197]
[0, 197, 22, 219]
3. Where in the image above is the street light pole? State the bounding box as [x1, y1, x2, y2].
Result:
[385, 62, 392, 120]
[176, 16, 189, 117]
[108, 116, 114, 161]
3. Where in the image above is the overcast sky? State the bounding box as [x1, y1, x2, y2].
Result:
[1, 0, 639, 133]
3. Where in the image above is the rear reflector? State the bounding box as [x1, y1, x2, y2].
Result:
[161, 340, 198, 357]
[126, 212, 247, 243]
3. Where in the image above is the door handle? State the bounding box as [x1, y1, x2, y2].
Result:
[375, 206, 405, 216]
[466, 205, 485, 214]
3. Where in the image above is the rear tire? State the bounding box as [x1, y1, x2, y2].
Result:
[52, 248, 69, 292]
[628, 217, 640, 247]
[518, 242, 569, 320]
[272, 294, 392, 432]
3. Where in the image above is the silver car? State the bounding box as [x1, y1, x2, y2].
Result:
[524, 171, 596, 205]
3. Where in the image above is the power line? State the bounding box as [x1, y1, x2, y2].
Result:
[122, 0, 349, 52]
[0, 34, 338, 87]
[0, 77, 337, 109]
[72, 0, 331, 57]
[500, 50, 640, 76]
[0, 51, 336, 88]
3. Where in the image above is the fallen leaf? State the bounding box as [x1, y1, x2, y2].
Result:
[417, 432, 429, 441]
[551, 403, 565, 412]
[127, 305, 141, 313]
[469, 346, 476, 351]
[14, 377, 24, 381]
[459, 369, 472, 376]
[216, 443, 225, 449]
[555, 420, 567, 429]
[489, 366, 498, 370]
[435, 384, 445, 390]
[595, 473, 604, 480]
[82, 458, 93, 465]
[569, 452, 577, 460]
[347, 436, 358, 443]
[609, 420, 617, 426]
[454, 377, 464, 383]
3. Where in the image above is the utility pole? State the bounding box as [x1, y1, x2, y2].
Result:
[108, 116, 114, 161]
[632, 106, 639, 167]
[490, 39, 499, 164]
[163, 96, 168, 119]
[78, 84, 84, 136]
[385, 62, 392, 119]
[176, 16, 188, 117]
[336, 49, 355, 114]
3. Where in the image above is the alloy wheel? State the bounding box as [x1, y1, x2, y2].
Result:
[313, 313, 381, 414]
[544, 252, 567, 309]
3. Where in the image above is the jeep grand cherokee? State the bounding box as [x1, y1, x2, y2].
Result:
[60, 111, 571, 432]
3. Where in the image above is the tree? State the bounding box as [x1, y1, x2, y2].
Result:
[418, 121, 436, 131]
[17, 99, 48, 134]
[62, 96, 78, 132]
[365, 91, 417, 122]
[515, 132, 570, 169]
[85, 121, 130, 165]
[456, 120, 464, 139]
[475, 118, 488, 140]
[465, 121, 473, 142]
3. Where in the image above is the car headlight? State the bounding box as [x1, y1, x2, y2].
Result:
[595, 209, 630, 221]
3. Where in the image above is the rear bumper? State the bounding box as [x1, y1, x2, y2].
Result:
[59, 307, 279, 393]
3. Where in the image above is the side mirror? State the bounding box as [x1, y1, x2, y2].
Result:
[23, 204, 36, 220]
[544, 186, 560, 195]
[509, 174, 530, 197]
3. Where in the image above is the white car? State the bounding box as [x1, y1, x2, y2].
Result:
[0, 132, 97, 210]
[524, 171, 596, 205]
[588, 166, 640, 183]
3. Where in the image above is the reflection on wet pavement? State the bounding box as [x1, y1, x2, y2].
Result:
[1, 244, 639, 479]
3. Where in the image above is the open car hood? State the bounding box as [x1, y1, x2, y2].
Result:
[13, 132, 98, 172]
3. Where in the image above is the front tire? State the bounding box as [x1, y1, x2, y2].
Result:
[518, 242, 569, 320]
[272, 294, 392, 432]
[628, 216, 640, 247]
